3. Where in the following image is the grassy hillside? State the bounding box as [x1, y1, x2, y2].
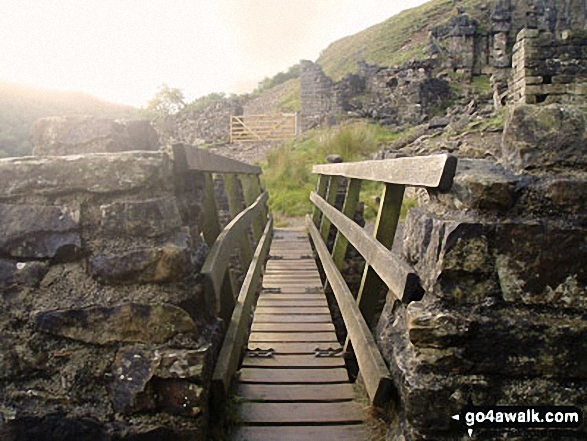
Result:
[0, 81, 138, 157]
[317, 0, 489, 80]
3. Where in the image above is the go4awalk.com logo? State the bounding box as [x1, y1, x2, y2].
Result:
[452, 405, 583, 437]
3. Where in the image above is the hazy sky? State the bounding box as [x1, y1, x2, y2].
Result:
[0, 0, 428, 107]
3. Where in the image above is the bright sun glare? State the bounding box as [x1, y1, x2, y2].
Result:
[0, 0, 428, 107]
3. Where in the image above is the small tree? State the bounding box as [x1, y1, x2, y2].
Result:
[144, 84, 185, 119]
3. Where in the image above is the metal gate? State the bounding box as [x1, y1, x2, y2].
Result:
[230, 113, 299, 143]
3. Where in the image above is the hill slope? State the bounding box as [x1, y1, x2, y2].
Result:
[316, 0, 489, 80]
[0, 81, 138, 157]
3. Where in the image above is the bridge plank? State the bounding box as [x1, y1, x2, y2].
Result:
[247, 342, 341, 354]
[238, 402, 363, 424]
[312, 153, 457, 191]
[251, 323, 334, 332]
[253, 314, 332, 323]
[236, 383, 353, 401]
[256, 299, 327, 308]
[254, 306, 330, 315]
[241, 354, 343, 368]
[248, 331, 338, 343]
[233, 425, 366, 441]
[239, 368, 349, 384]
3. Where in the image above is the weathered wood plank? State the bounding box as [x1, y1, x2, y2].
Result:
[236, 383, 354, 402]
[224, 173, 253, 269]
[253, 314, 333, 323]
[307, 215, 394, 407]
[312, 174, 329, 226]
[241, 174, 264, 242]
[319, 175, 341, 242]
[257, 294, 325, 301]
[202, 173, 221, 247]
[254, 307, 330, 315]
[241, 354, 343, 368]
[251, 323, 334, 333]
[239, 368, 349, 384]
[233, 425, 366, 441]
[249, 331, 338, 343]
[211, 217, 273, 399]
[312, 153, 457, 191]
[310, 192, 423, 304]
[173, 144, 261, 174]
[332, 178, 362, 269]
[247, 342, 342, 354]
[238, 402, 363, 424]
[256, 299, 328, 308]
[201, 191, 269, 316]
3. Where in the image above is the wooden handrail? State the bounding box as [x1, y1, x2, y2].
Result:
[306, 215, 393, 407]
[212, 216, 273, 403]
[201, 191, 268, 319]
[310, 191, 423, 303]
[173, 143, 262, 175]
[312, 153, 457, 192]
[307, 154, 458, 407]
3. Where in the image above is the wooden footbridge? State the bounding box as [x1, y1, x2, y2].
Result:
[173, 145, 457, 440]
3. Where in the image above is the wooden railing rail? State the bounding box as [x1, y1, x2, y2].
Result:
[174, 144, 274, 405]
[308, 153, 457, 406]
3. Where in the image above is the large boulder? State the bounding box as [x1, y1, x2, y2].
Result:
[32, 116, 159, 156]
[0, 204, 80, 260]
[501, 104, 587, 173]
[34, 303, 198, 345]
[0, 152, 173, 198]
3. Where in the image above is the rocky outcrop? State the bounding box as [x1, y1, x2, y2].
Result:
[0, 118, 216, 440]
[376, 102, 587, 439]
[32, 116, 159, 156]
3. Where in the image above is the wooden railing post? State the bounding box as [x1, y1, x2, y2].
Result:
[224, 173, 253, 269]
[312, 175, 328, 227]
[319, 176, 341, 242]
[241, 174, 264, 242]
[203, 173, 222, 247]
[331, 178, 362, 269]
[355, 183, 405, 327]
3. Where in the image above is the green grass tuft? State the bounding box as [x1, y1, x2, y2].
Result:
[262, 121, 403, 219]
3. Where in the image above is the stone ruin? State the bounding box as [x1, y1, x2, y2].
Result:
[510, 28, 587, 104]
[0, 116, 221, 440]
[300, 0, 587, 131]
[299, 59, 452, 131]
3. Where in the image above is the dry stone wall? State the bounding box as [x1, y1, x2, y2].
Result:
[155, 98, 243, 148]
[0, 117, 218, 440]
[510, 28, 587, 104]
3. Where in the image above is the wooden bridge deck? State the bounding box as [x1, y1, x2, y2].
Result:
[232, 229, 367, 441]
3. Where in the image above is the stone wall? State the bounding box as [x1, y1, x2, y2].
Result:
[376, 104, 587, 439]
[299, 59, 451, 129]
[300, 60, 343, 131]
[0, 118, 218, 440]
[156, 98, 243, 148]
[510, 28, 587, 104]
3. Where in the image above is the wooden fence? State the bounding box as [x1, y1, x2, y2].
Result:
[173, 144, 273, 403]
[230, 113, 298, 142]
[307, 153, 458, 406]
